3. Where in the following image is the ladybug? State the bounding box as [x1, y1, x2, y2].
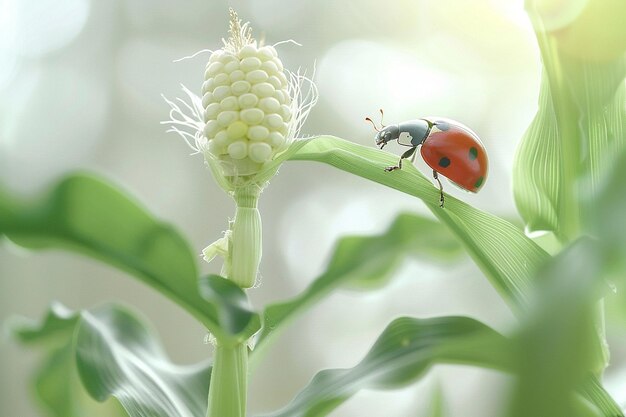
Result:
[367, 110, 488, 208]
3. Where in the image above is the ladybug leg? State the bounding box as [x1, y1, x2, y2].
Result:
[432, 170, 445, 208]
[385, 146, 417, 172]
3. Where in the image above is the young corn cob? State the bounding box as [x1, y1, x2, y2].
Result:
[202, 32, 292, 175]
[164, 9, 317, 288]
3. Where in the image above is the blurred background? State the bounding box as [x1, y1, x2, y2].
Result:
[0, 0, 550, 415]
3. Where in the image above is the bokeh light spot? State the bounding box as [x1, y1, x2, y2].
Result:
[12, 0, 90, 58]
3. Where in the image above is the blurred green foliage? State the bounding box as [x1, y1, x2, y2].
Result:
[0, 175, 259, 344]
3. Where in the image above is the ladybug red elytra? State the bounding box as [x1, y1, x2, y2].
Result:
[367, 110, 488, 208]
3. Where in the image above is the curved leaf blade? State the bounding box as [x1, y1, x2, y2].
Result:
[513, 5, 626, 239]
[253, 213, 463, 360]
[0, 174, 259, 341]
[512, 75, 561, 233]
[268, 137, 549, 310]
[33, 343, 129, 417]
[199, 274, 260, 337]
[11, 302, 79, 345]
[261, 316, 510, 417]
[9, 304, 128, 417]
[11, 304, 213, 417]
[75, 305, 211, 417]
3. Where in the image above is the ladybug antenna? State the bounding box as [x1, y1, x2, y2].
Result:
[379, 108, 386, 128]
[365, 116, 381, 132]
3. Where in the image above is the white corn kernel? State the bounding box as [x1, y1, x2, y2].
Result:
[240, 57, 262, 72]
[269, 76, 283, 89]
[213, 73, 230, 86]
[220, 53, 237, 64]
[231, 80, 251, 96]
[273, 58, 284, 71]
[204, 120, 220, 138]
[202, 92, 213, 108]
[238, 44, 257, 58]
[252, 82, 275, 97]
[259, 97, 281, 113]
[238, 93, 259, 109]
[204, 103, 221, 121]
[248, 142, 273, 163]
[206, 62, 223, 77]
[217, 110, 239, 127]
[279, 104, 292, 122]
[276, 71, 288, 87]
[230, 70, 246, 82]
[212, 85, 231, 101]
[267, 131, 285, 148]
[261, 60, 278, 74]
[202, 79, 214, 94]
[257, 46, 276, 61]
[226, 121, 248, 139]
[224, 60, 240, 73]
[228, 140, 248, 159]
[208, 49, 223, 63]
[220, 96, 240, 111]
[264, 114, 283, 129]
[247, 125, 269, 141]
[213, 129, 230, 146]
[273, 90, 285, 103]
[246, 70, 269, 84]
[240, 108, 264, 125]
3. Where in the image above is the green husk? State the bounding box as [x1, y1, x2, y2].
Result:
[228, 184, 263, 288]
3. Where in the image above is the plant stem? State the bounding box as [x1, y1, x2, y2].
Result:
[207, 342, 248, 417]
[230, 184, 262, 288]
[207, 183, 261, 416]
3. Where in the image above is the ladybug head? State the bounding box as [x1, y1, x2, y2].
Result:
[366, 109, 399, 148]
[374, 125, 400, 148]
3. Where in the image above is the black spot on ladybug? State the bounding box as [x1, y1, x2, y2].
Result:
[474, 176, 484, 189]
[469, 147, 478, 160]
[435, 121, 450, 131]
[438, 157, 451, 168]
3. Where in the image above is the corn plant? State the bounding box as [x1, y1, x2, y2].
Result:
[2, 2, 626, 416]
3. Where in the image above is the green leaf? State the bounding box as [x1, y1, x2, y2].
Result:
[258, 308, 619, 417]
[512, 75, 561, 233]
[12, 302, 79, 345]
[12, 303, 212, 417]
[335, 213, 464, 290]
[0, 173, 259, 342]
[513, 4, 626, 240]
[75, 305, 211, 417]
[507, 239, 622, 417]
[10, 304, 128, 417]
[267, 137, 549, 310]
[199, 274, 260, 336]
[252, 213, 463, 361]
[33, 343, 129, 417]
[580, 377, 624, 417]
[261, 316, 510, 417]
